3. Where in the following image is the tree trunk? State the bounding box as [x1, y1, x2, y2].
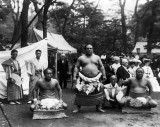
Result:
[62, 0, 76, 37]
[134, 20, 139, 46]
[43, 0, 52, 38]
[21, 0, 31, 47]
[147, 0, 156, 56]
[31, 0, 43, 30]
[11, 20, 21, 43]
[119, 0, 127, 53]
[134, 0, 150, 47]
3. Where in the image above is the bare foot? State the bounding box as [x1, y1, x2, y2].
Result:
[15, 101, 21, 104]
[73, 109, 80, 113]
[96, 108, 106, 113]
[9, 102, 16, 105]
[27, 101, 32, 104]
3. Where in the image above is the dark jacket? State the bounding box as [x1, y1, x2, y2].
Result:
[116, 65, 130, 82]
[57, 59, 69, 75]
[104, 63, 115, 84]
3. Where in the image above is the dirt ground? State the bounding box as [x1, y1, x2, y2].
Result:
[0, 82, 160, 127]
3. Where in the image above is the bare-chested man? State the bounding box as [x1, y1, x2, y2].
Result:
[118, 68, 157, 108]
[30, 68, 67, 111]
[73, 44, 106, 113]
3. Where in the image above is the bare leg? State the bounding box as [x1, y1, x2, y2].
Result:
[73, 105, 81, 113]
[9, 101, 16, 105]
[62, 102, 68, 109]
[118, 96, 132, 107]
[147, 99, 157, 108]
[96, 104, 106, 113]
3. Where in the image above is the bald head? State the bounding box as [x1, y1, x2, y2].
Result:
[110, 75, 117, 85]
[61, 53, 66, 60]
[136, 68, 144, 79]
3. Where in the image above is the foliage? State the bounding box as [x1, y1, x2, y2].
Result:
[49, 0, 128, 55]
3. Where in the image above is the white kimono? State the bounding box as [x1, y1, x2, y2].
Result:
[142, 66, 160, 92]
[104, 83, 124, 101]
[27, 58, 47, 100]
[31, 58, 47, 76]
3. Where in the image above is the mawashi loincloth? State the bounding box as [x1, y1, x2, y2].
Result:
[75, 72, 103, 95]
[129, 91, 148, 98]
[74, 91, 104, 106]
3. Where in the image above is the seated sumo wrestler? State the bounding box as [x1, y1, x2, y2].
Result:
[118, 68, 157, 108]
[103, 75, 124, 109]
[30, 68, 67, 111]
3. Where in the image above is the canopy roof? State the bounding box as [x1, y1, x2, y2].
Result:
[13, 28, 77, 53]
[132, 42, 160, 54]
[29, 28, 77, 53]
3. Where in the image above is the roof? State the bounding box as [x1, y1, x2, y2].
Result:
[132, 42, 160, 54]
[32, 28, 77, 53]
[12, 28, 77, 53]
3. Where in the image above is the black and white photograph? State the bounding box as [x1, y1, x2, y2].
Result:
[0, 0, 160, 127]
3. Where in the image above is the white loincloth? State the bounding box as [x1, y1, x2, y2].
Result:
[76, 73, 102, 95]
[40, 98, 63, 110]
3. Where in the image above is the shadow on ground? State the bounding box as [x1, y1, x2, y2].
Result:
[0, 82, 160, 127]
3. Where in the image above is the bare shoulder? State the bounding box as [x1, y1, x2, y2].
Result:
[37, 78, 43, 83]
[93, 54, 100, 58]
[144, 78, 151, 83]
[130, 77, 136, 81]
[51, 78, 59, 83]
[124, 77, 133, 84]
[78, 55, 85, 60]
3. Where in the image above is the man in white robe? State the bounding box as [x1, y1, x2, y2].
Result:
[27, 49, 47, 103]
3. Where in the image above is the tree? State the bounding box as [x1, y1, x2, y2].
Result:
[9, 0, 21, 43]
[130, 0, 160, 55]
[50, 0, 123, 55]
[21, 0, 31, 47]
[30, 0, 44, 30]
[119, 0, 127, 53]
[134, 0, 150, 45]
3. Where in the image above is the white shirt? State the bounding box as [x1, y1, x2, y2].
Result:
[101, 55, 106, 60]
[142, 65, 154, 78]
[104, 83, 121, 99]
[128, 66, 137, 77]
[31, 58, 47, 71]
[104, 83, 120, 89]
[111, 63, 121, 74]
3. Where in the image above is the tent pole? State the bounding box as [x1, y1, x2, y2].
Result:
[55, 51, 58, 79]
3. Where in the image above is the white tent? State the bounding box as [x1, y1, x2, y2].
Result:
[13, 28, 77, 53]
[32, 28, 77, 53]
[132, 42, 160, 54]
[0, 39, 48, 98]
